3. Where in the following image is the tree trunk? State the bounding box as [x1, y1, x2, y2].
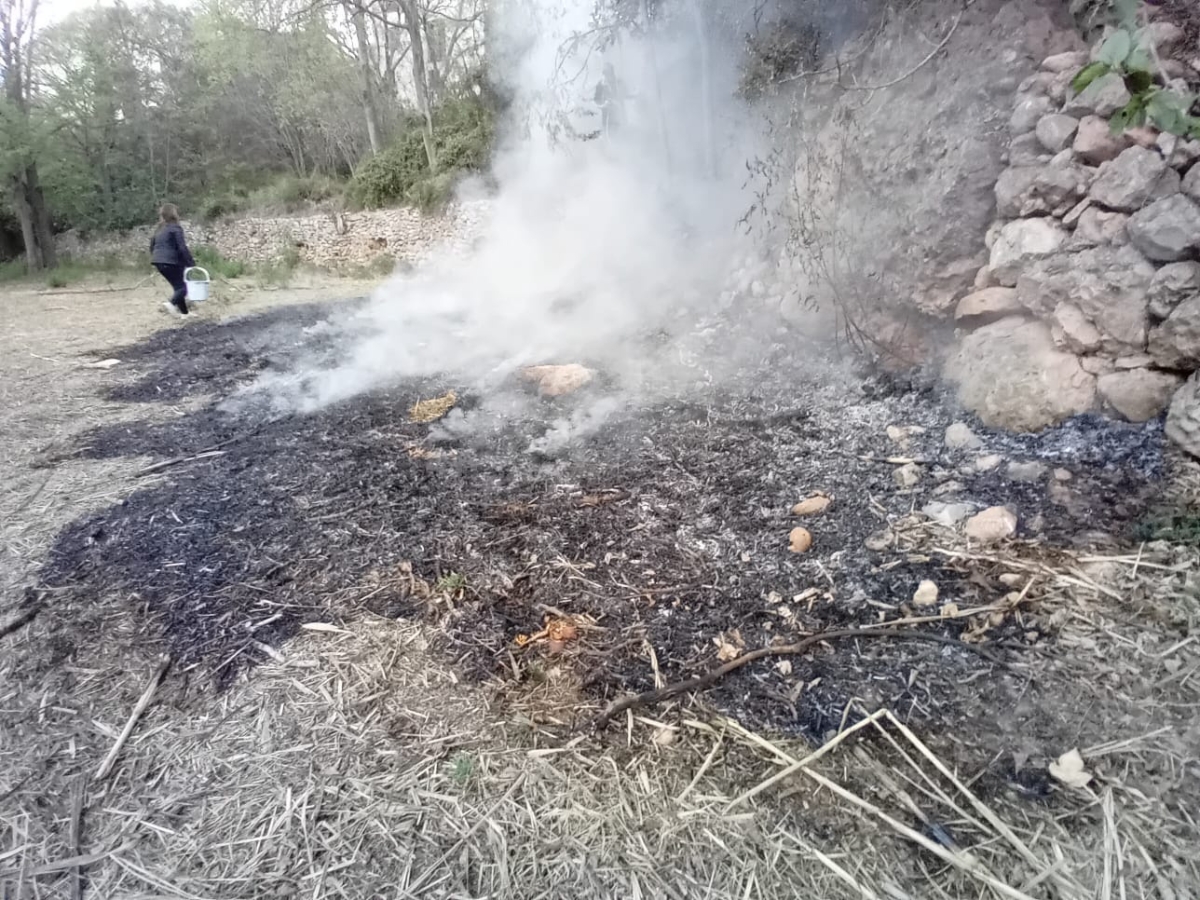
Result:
[351, 6, 383, 155]
[9, 163, 57, 272]
[423, 17, 446, 105]
[688, 0, 716, 179]
[398, 0, 437, 173]
[640, 0, 672, 175]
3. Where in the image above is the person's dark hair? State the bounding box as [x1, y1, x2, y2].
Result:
[158, 203, 180, 225]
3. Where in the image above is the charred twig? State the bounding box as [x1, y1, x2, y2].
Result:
[94, 655, 171, 781]
[0, 604, 42, 639]
[588, 628, 1001, 730]
[136, 428, 260, 477]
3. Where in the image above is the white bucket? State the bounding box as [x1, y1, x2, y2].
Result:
[184, 266, 211, 303]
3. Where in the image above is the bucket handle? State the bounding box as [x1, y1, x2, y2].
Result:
[184, 266, 210, 282]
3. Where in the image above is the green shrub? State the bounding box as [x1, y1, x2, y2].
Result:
[347, 133, 432, 209]
[198, 194, 243, 222]
[247, 174, 342, 212]
[0, 259, 27, 283]
[407, 172, 460, 213]
[193, 245, 247, 279]
[254, 245, 302, 286]
[347, 95, 495, 209]
[43, 260, 90, 288]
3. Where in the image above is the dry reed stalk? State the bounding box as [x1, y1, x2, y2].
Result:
[94, 655, 170, 781]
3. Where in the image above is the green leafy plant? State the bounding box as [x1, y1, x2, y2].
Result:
[1073, 27, 1200, 138]
[1134, 510, 1200, 544]
[435, 571, 467, 595]
[448, 753, 475, 786]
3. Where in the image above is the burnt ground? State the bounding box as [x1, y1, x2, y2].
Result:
[26, 301, 1170, 753]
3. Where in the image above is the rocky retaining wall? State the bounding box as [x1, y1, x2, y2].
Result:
[942, 16, 1200, 458]
[58, 202, 490, 270]
[710, 0, 1086, 368]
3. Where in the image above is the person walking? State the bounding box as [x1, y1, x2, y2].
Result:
[149, 203, 196, 317]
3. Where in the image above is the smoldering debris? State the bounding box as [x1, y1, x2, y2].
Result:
[34, 306, 1169, 741]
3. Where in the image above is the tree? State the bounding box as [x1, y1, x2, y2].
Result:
[396, 0, 438, 171]
[1, 0, 56, 270]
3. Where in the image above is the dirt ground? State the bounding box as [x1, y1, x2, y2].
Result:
[3, 273, 1200, 900]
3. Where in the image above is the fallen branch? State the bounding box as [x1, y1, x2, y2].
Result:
[94, 655, 170, 781]
[589, 627, 1000, 730]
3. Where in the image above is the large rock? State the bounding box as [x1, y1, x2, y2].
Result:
[1035, 114, 1079, 153]
[782, 0, 1068, 333]
[1144, 20, 1187, 54]
[1147, 261, 1200, 320]
[1064, 72, 1131, 118]
[1096, 369, 1184, 421]
[912, 257, 987, 316]
[1166, 372, 1200, 458]
[1019, 69, 1073, 105]
[1127, 194, 1200, 262]
[1073, 116, 1131, 165]
[943, 316, 1097, 431]
[1010, 132, 1051, 167]
[1089, 147, 1183, 212]
[990, 219, 1069, 286]
[1158, 134, 1200, 170]
[1072, 206, 1129, 247]
[1051, 302, 1104, 353]
[1149, 295, 1200, 369]
[1184, 163, 1200, 203]
[1016, 245, 1155, 354]
[520, 364, 595, 397]
[1042, 50, 1088, 73]
[1011, 94, 1055, 135]
[965, 506, 1019, 542]
[995, 164, 1091, 218]
[955, 286, 1023, 325]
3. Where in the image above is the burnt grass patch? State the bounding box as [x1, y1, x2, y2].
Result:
[33, 303, 1168, 748]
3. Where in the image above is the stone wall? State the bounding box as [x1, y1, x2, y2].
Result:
[58, 201, 490, 270]
[941, 16, 1200, 458]
[712, 0, 1085, 367]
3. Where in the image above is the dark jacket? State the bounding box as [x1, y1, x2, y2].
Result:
[150, 222, 195, 268]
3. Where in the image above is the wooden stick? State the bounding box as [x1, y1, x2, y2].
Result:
[68, 776, 88, 900]
[588, 627, 1001, 730]
[94, 656, 170, 781]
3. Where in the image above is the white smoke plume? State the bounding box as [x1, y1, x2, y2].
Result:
[252, 0, 812, 424]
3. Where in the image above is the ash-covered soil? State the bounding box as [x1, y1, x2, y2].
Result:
[31, 301, 1166, 746]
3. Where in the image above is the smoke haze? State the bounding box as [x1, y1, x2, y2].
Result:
[250, 0, 811, 424]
